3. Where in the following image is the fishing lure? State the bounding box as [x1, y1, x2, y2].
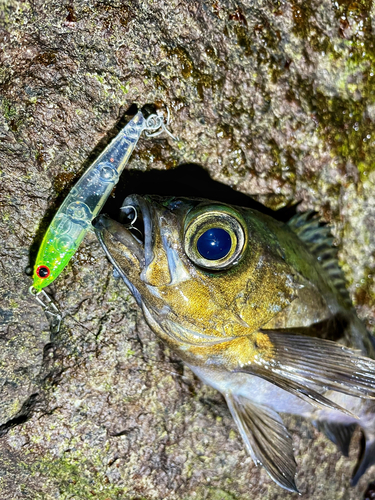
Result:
[29, 108, 174, 326]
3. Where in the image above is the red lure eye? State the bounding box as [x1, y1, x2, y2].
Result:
[36, 265, 50, 279]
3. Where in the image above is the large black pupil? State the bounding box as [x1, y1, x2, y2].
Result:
[197, 228, 232, 260]
[39, 267, 49, 277]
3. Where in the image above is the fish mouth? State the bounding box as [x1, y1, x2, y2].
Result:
[121, 194, 154, 267]
[92, 194, 153, 267]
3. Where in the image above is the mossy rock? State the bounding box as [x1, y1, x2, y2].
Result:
[1, 0, 375, 499]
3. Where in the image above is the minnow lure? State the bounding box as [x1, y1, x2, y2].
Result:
[29, 109, 174, 325]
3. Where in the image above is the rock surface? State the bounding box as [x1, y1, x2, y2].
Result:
[1, 0, 375, 498]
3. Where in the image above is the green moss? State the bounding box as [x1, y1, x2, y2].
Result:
[353, 266, 375, 310]
[186, 488, 238, 500]
[291, 0, 375, 183]
[1, 96, 17, 120]
[94, 74, 104, 84]
[135, 141, 178, 170]
[32, 453, 127, 500]
[120, 82, 129, 94]
[166, 46, 218, 100]
[231, 24, 252, 57]
[228, 429, 237, 440]
[32, 51, 57, 66]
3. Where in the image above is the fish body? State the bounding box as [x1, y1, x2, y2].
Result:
[94, 195, 375, 492]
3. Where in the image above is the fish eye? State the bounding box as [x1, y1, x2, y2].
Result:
[184, 207, 246, 270]
[197, 228, 232, 260]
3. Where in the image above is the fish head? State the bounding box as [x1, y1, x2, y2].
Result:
[93, 195, 298, 349]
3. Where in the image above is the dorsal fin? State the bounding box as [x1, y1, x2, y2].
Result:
[287, 211, 352, 307]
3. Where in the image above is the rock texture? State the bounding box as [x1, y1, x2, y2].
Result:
[1, 0, 375, 498]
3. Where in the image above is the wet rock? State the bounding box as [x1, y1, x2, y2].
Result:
[1, 0, 375, 498]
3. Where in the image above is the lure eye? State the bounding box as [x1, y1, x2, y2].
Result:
[184, 206, 246, 270]
[36, 265, 50, 279]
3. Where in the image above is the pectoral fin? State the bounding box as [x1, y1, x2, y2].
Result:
[225, 393, 298, 493]
[239, 332, 375, 415]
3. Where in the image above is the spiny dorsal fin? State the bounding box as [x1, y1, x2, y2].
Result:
[287, 211, 351, 307]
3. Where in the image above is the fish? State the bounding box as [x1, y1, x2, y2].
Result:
[93, 194, 375, 492]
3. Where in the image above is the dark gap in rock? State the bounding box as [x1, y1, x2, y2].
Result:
[101, 162, 298, 223]
[0, 393, 39, 437]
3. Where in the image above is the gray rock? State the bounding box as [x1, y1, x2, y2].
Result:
[1, 0, 375, 498]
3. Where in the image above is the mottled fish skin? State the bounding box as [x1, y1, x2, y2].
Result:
[94, 195, 375, 492]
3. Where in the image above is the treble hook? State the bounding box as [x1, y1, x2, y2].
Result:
[120, 205, 143, 239]
[29, 286, 62, 333]
[120, 205, 138, 225]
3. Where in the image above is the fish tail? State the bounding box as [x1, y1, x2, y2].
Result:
[351, 430, 375, 486]
[316, 418, 375, 486]
[314, 420, 357, 457]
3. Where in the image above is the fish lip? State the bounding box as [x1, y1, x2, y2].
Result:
[92, 213, 112, 233]
[93, 194, 155, 269]
[92, 210, 145, 265]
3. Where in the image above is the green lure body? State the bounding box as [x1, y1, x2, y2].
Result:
[32, 111, 147, 291]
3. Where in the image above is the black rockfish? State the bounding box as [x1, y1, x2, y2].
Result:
[94, 195, 375, 492]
